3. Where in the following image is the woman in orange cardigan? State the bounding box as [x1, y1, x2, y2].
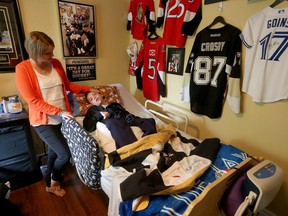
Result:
[16, 31, 97, 197]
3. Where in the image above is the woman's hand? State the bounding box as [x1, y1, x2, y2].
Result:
[100, 111, 109, 119]
[60, 111, 74, 119]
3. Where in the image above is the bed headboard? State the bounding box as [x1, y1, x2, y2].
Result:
[110, 83, 190, 135]
[144, 100, 188, 133]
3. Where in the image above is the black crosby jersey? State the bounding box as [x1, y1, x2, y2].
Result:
[185, 24, 241, 118]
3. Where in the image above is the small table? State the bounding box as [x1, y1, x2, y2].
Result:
[0, 110, 33, 144]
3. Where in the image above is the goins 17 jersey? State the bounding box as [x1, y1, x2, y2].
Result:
[127, 0, 156, 40]
[136, 36, 166, 101]
[184, 24, 242, 118]
[240, 7, 288, 103]
[156, 0, 202, 47]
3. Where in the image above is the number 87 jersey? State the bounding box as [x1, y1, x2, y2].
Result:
[185, 24, 242, 118]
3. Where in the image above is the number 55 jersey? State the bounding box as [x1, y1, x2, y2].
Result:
[184, 24, 242, 118]
[240, 7, 288, 103]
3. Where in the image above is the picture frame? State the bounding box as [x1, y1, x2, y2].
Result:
[58, 0, 96, 58]
[167, 47, 185, 76]
[0, 0, 27, 72]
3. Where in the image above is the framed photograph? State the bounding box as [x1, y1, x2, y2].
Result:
[0, 0, 27, 72]
[58, 0, 96, 58]
[167, 48, 185, 75]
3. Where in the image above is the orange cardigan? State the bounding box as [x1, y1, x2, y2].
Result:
[16, 58, 90, 125]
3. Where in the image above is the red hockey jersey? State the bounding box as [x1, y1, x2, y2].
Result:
[136, 36, 166, 101]
[156, 0, 202, 47]
[127, 0, 156, 40]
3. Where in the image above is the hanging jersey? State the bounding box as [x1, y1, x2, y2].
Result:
[127, 41, 138, 76]
[156, 0, 202, 47]
[127, 0, 156, 40]
[136, 36, 166, 101]
[240, 7, 288, 103]
[184, 24, 242, 118]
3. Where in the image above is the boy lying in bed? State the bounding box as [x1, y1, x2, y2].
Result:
[83, 91, 157, 148]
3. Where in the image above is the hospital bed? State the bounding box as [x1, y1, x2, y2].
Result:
[62, 83, 283, 216]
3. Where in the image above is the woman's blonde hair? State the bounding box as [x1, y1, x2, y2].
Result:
[24, 31, 55, 61]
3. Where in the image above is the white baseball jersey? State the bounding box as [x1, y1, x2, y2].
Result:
[240, 7, 288, 103]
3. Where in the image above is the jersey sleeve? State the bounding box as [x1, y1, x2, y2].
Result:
[127, 0, 156, 38]
[147, 0, 156, 31]
[239, 19, 253, 49]
[182, 0, 202, 36]
[126, 0, 133, 31]
[157, 41, 167, 97]
[185, 32, 201, 73]
[156, 0, 167, 28]
[181, 33, 201, 102]
[180, 72, 191, 102]
[135, 41, 145, 89]
[227, 30, 242, 114]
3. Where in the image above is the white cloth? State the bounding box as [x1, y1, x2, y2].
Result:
[101, 166, 132, 216]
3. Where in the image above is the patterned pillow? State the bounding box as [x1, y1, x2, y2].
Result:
[94, 85, 122, 105]
[74, 93, 93, 116]
[70, 85, 122, 116]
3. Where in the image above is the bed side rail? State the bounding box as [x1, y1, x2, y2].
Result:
[144, 100, 188, 133]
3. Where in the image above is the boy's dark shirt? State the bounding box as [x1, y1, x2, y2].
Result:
[83, 102, 131, 132]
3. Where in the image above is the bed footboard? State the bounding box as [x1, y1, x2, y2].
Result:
[183, 157, 258, 216]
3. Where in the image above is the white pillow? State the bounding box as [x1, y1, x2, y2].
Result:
[95, 122, 144, 153]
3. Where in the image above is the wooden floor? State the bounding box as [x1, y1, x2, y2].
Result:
[9, 164, 109, 216]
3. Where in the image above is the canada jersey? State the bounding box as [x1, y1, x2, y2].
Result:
[184, 24, 242, 118]
[136, 37, 166, 101]
[156, 0, 202, 47]
[127, 0, 156, 40]
[240, 7, 288, 103]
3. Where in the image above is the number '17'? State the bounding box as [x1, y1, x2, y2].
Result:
[260, 31, 288, 61]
